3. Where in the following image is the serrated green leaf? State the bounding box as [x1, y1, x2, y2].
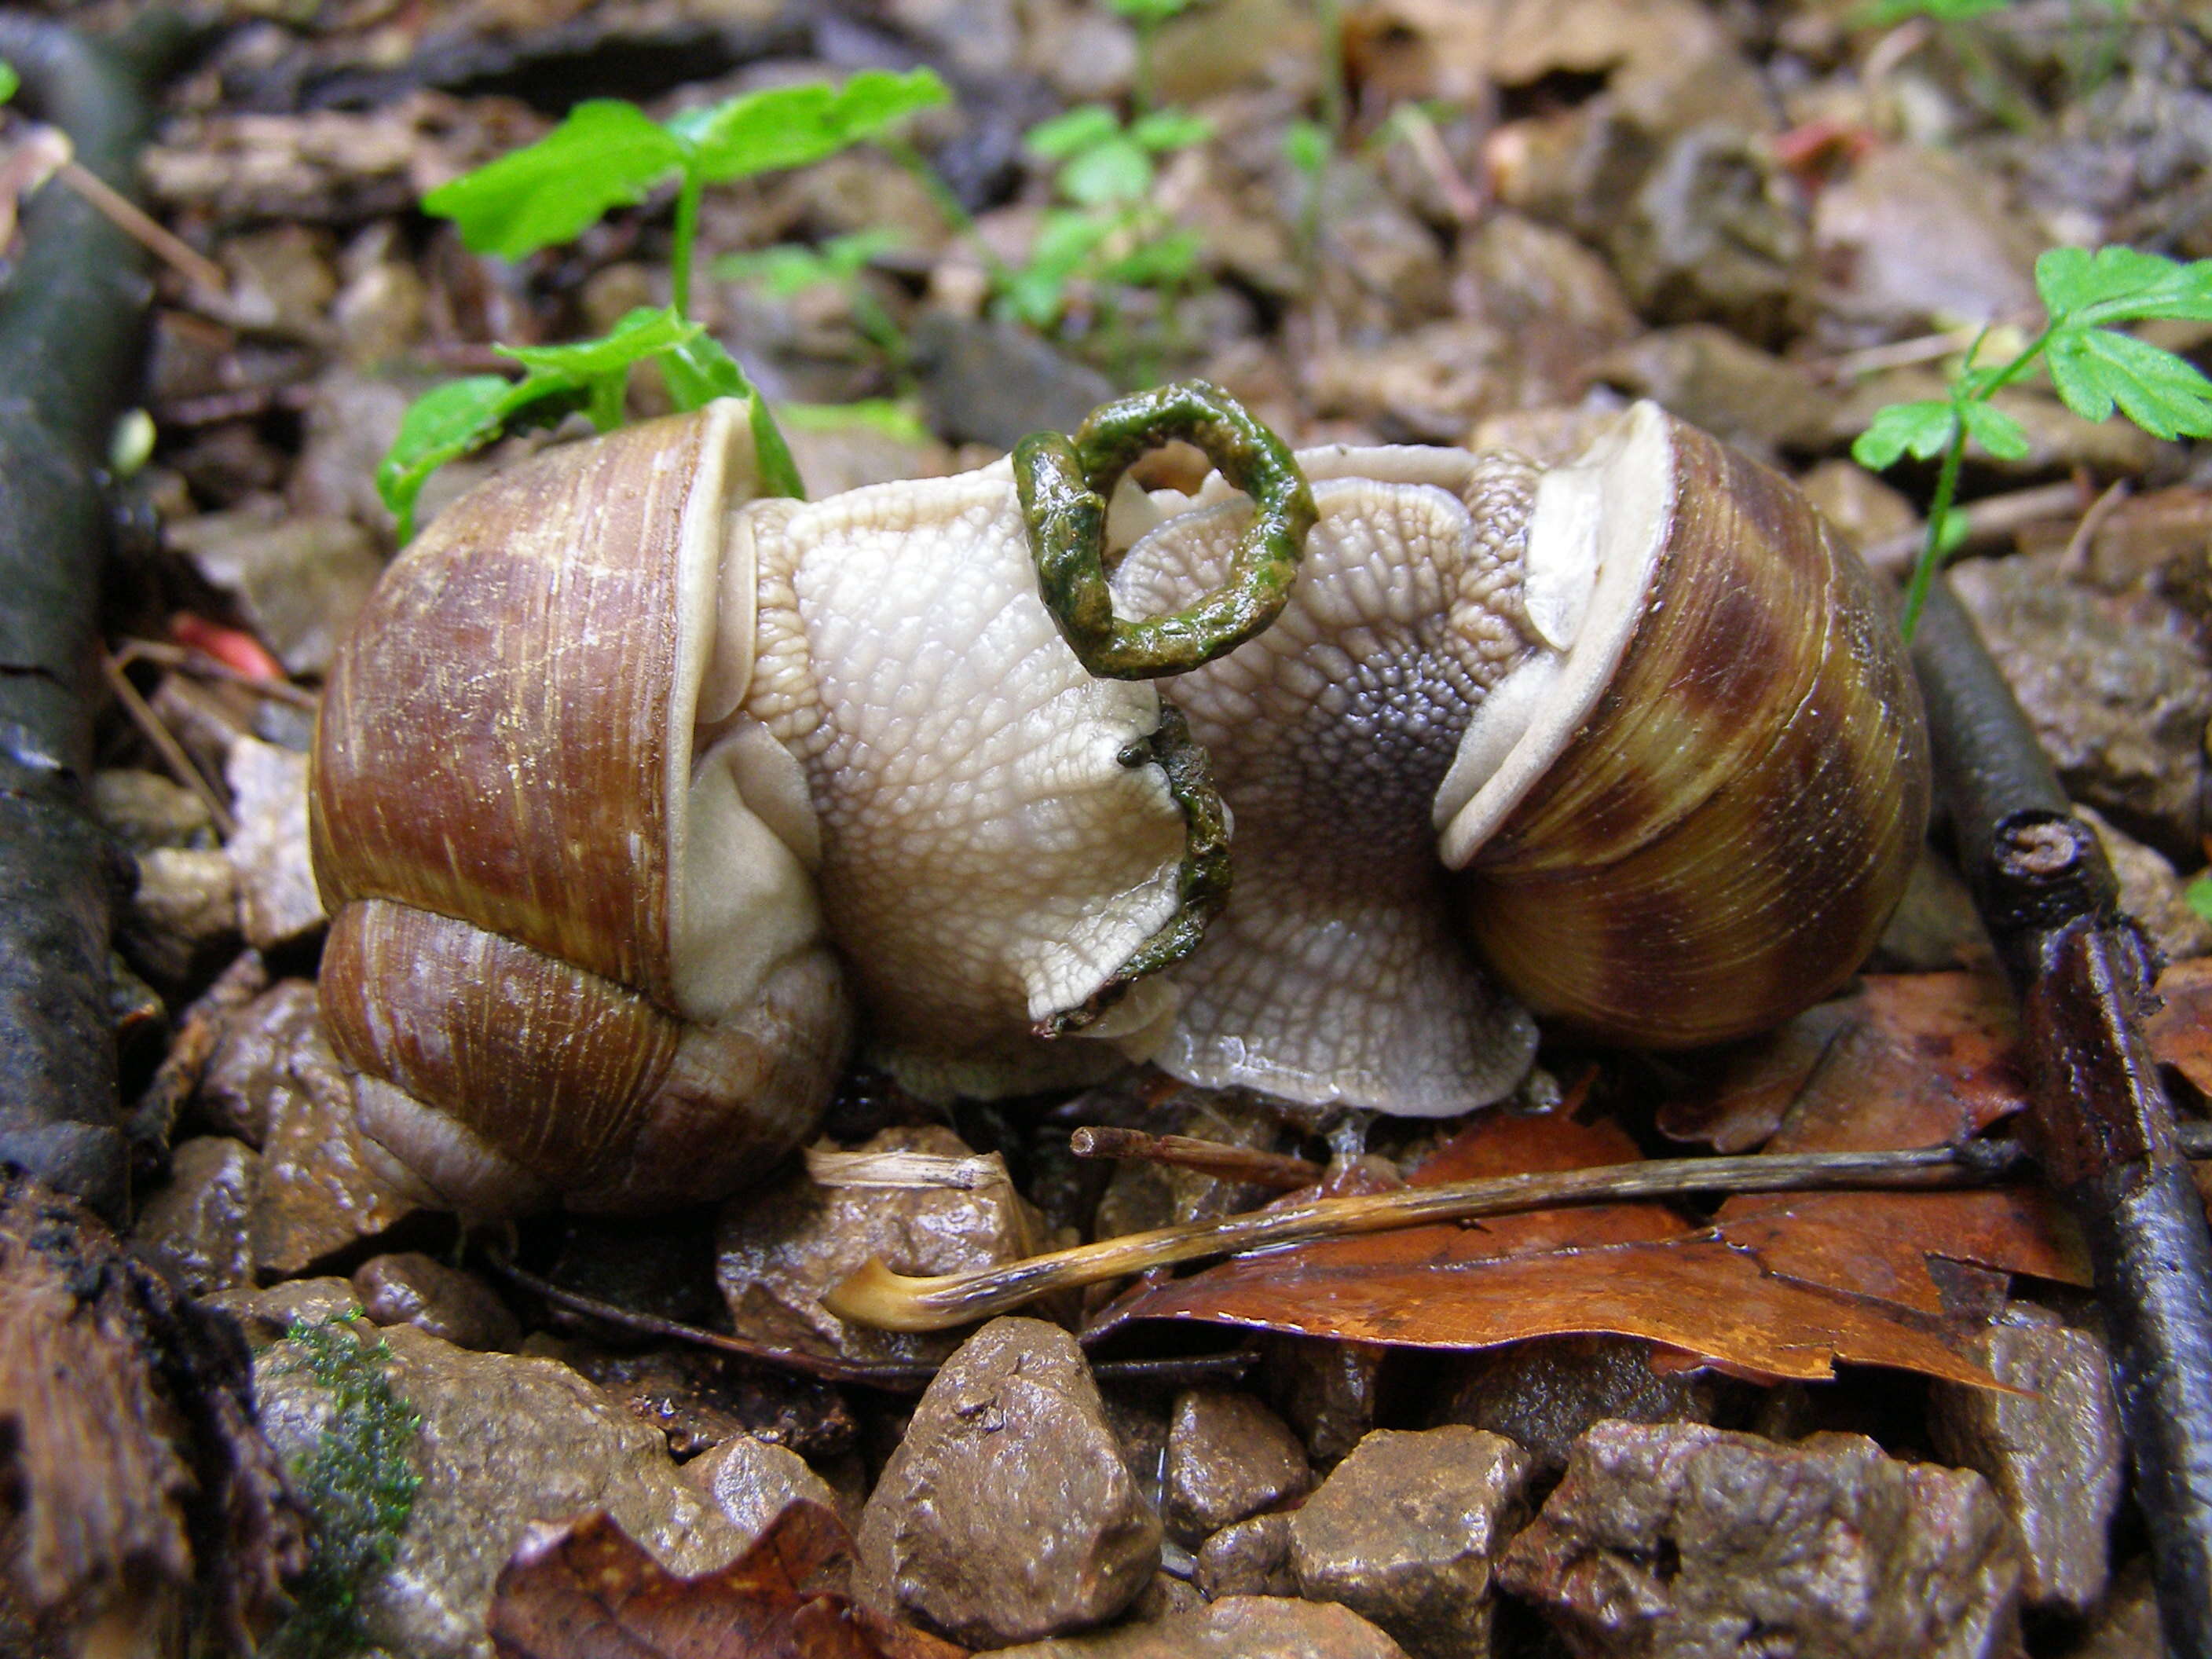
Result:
[1026, 105, 1122, 161]
[1059, 136, 1154, 206]
[423, 101, 683, 260]
[680, 69, 948, 185]
[2036, 245, 2212, 328]
[375, 375, 573, 543]
[2046, 327, 2212, 439]
[654, 331, 804, 499]
[1130, 109, 1213, 152]
[1851, 401, 1957, 470]
[1958, 400, 2031, 460]
[0, 62, 18, 105]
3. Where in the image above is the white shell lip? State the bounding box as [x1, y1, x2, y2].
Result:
[1434, 400, 1675, 870]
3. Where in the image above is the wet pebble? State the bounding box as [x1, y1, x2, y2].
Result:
[855, 1317, 1163, 1647]
[1290, 1426, 1532, 1659]
[1163, 1386, 1311, 1545]
[166, 510, 384, 678]
[122, 846, 240, 986]
[1930, 1309, 2125, 1613]
[128, 1133, 258, 1296]
[353, 1251, 520, 1353]
[93, 769, 216, 856]
[980, 1593, 1412, 1657]
[682, 1431, 844, 1549]
[1499, 1421, 2023, 1658]
[1195, 1511, 1298, 1599]
[1430, 1335, 1717, 1479]
[224, 736, 326, 950]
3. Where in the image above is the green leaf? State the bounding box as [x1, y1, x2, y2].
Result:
[1853, 0, 2005, 22]
[778, 398, 934, 443]
[375, 375, 561, 544]
[1284, 119, 1331, 177]
[2035, 245, 2212, 328]
[423, 101, 683, 260]
[497, 306, 700, 378]
[1109, 0, 1196, 20]
[1059, 136, 1155, 207]
[1851, 401, 1958, 470]
[1101, 227, 1202, 286]
[1025, 106, 1122, 161]
[1957, 399, 2031, 460]
[655, 331, 806, 499]
[2188, 871, 2212, 925]
[0, 62, 18, 106]
[679, 69, 948, 184]
[2046, 327, 2212, 440]
[1129, 109, 1214, 152]
[713, 243, 843, 297]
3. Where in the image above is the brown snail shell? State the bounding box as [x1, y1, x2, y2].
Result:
[311, 402, 850, 1214]
[1435, 403, 1931, 1046]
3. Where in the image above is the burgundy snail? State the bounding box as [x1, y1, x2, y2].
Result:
[309, 383, 1930, 1216]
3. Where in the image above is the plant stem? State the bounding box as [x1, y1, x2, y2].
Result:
[668, 167, 704, 318]
[1899, 415, 1969, 640]
[877, 135, 1017, 293]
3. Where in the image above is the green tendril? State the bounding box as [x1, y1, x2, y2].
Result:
[1038, 699, 1230, 1037]
[1016, 379, 1316, 680]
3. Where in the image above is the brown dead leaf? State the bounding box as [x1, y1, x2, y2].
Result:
[1108, 1113, 1998, 1388]
[487, 1502, 965, 1659]
[2147, 957, 2212, 1097]
[1659, 972, 2028, 1152]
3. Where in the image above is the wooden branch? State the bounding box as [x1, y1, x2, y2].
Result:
[1913, 576, 2212, 1659]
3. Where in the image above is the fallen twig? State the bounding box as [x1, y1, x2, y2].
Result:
[1913, 576, 2212, 1659]
[823, 1133, 2174, 1334]
[102, 655, 237, 838]
[1069, 1125, 1324, 1190]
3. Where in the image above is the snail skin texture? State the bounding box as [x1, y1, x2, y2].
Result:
[310, 395, 1929, 1215]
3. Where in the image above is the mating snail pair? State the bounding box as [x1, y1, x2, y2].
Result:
[309, 383, 1930, 1216]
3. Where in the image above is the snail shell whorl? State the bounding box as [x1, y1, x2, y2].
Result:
[1438, 404, 1931, 1046]
[311, 403, 848, 1214]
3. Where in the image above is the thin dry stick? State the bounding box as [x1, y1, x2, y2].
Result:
[101, 657, 236, 838]
[55, 157, 226, 294]
[113, 637, 320, 711]
[1859, 480, 2086, 575]
[828, 1126, 2212, 1333]
[1070, 1125, 1324, 1190]
[2057, 477, 2133, 578]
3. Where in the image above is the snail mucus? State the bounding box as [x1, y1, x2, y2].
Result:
[309, 383, 1930, 1217]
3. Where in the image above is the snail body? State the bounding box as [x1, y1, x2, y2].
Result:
[310, 390, 1928, 1215]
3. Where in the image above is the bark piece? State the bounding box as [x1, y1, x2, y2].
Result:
[1498, 1420, 2023, 1659]
[1290, 1426, 1532, 1659]
[855, 1317, 1162, 1647]
[1163, 1387, 1310, 1545]
[1930, 1313, 2124, 1613]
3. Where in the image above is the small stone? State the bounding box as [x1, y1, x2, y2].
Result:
[93, 769, 215, 856]
[979, 1594, 1412, 1657]
[682, 1432, 843, 1549]
[1590, 324, 1829, 457]
[2076, 806, 2212, 965]
[1291, 1426, 1532, 1659]
[1609, 124, 1805, 345]
[1195, 1511, 1298, 1599]
[1431, 1335, 1716, 1478]
[240, 1284, 744, 1657]
[166, 510, 385, 677]
[227, 981, 421, 1276]
[911, 313, 1119, 451]
[2068, 1557, 2166, 1659]
[129, 1135, 258, 1296]
[196, 978, 319, 1146]
[1499, 1421, 2023, 1659]
[224, 737, 326, 950]
[1930, 1313, 2125, 1613]
[122, 846, 240, 985]
[1260, 1332, 1386, 1467]
[855, 1317, 1162, 1646]
[1163, 1388, 1310, 1544]
[540, 1343, 850, 1461]
[716, 1124, 1044, 1367]
[353, 1252, 520, 1353]
[1950, 551, 2211, 862]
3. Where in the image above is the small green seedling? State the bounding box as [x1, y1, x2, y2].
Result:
[0, 61, 18, 105]
[715, 229, 911, 368]
[1853, 244, 2212, 639]
[266, 1312, 421, 1659]
[1000, 102, 1212, 339]
[1108, 0, 1200, 113]
[379, 68, 947, 538]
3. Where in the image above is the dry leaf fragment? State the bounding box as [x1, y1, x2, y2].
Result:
[487, 1501, 965, 1659]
